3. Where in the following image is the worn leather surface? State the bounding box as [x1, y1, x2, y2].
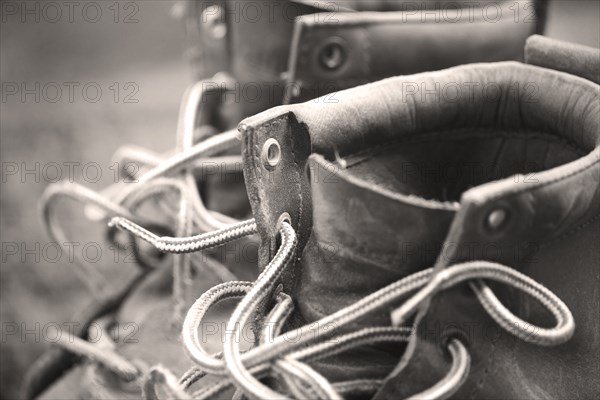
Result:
[299, 130, 586, 326]
[286, 0, 540, 102]
[526, 34, 600, 85]
[241, 38, 600, 396]
[187, 0, 543, 116]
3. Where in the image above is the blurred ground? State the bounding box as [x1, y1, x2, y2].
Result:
[0, 0, 598, 399]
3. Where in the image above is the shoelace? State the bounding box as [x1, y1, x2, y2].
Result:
[113, 218, 574, 399]
[39, 130, 241, 292]
[112, 218, 411, 399]
[37, 79, 249, 391]
[109, 216, 257, 254]
[54, 328, 140, 382]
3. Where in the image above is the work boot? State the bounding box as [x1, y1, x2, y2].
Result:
[27, 1, 546, 397]
[375, 34, 600, 400]
[173, 35, 599, 398]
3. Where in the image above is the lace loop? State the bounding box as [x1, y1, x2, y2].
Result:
[391, 262, 575, 346]
[405, 338, 470, 400]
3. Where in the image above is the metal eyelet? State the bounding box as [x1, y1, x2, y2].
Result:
[485, 207, 510, 232]
[318, 40, 346, 71]
[276, 213, 292, 231]
[262, 138, 281, 169]
[201, 5, 227, 39]
[274, 213, 292, 247]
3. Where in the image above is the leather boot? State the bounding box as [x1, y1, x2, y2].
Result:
[182, 34, 599, 399]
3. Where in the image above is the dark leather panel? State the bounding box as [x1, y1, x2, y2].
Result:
[286, 0, 539, 102]
[297, 155, 456, 323]
[240, 112, 313, 266]
[189, 1, 544, 115]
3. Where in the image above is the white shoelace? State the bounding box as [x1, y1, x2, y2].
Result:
[38, 81, 246, 388]
[112, 218, 573, 399]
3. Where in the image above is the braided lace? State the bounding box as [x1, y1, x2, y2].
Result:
[37, 79, 247, 388]
[169, 222, 574, 400]
[109, 217, 257, 254]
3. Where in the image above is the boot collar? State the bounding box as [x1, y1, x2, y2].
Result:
[240, 60, 599, 272]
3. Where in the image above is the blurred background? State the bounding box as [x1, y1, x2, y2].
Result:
[1, 0, 599, 398]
